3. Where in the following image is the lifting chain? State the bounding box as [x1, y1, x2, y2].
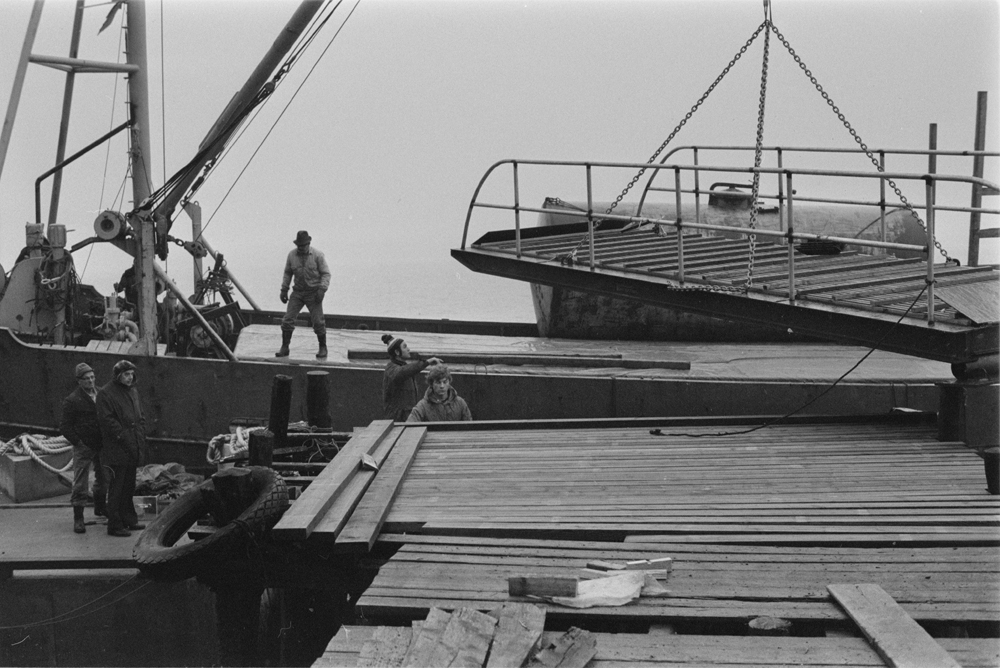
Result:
[769, 23, 955, 264]
[743, 13, 771, 291]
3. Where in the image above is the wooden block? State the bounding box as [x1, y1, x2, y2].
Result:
[828, 583, 961, 668]
[357, 626, 412, 667]
[402, 607, 496, 668]
[585, 560, 625, 571]
[527, 627, 596, 668]
[335, 427, 426, 552]
[360, 453, 379, 471]
[508, 576, 578, 598]
[486, 603, 545, 668]
[271, 420, 395, 540]
[625, 557, 673, 571]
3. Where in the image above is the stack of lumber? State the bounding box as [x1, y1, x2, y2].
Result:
[382, 420, 997, 545]
[314, 604, 598, 668]
[270, 421, 425, 548]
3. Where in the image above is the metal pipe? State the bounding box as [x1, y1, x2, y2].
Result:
[786, 171, 795, 305]
[513, 161, 521, 258]
[153, 262, 238, 361]
[0, 0, 44, 184]
[968, 91, 988, 266]
[674, 167, 684, 283]
[878, 151, 886, 242]
[35, 120, 131, 226]
[27, 54, 138, 73]
[925, 178, 936, 325]
[48, 0, 85, 230]
[586, 164, 594, 270]
[198, 236, 262, 311]
[776, 147, 784, 232]
[693, 147, 701, 227]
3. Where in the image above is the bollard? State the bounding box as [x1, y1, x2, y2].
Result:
[268, 374, 293, 449]
[983, 447, 1000, 495]
[249, 429, 275, 467]
[306, 370, 332, 429]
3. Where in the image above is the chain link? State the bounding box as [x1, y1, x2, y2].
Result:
[769, 23, 954, 264]
[743, 22, 771, 291]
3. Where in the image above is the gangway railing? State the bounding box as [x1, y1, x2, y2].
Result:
[638, 145, 1000, 254]
[460, 158, 1000, 326]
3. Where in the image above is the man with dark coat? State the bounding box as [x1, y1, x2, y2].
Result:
[97, 359, 147, 537]
[60, 362, 107, 533]
[381, 333, 442, 421]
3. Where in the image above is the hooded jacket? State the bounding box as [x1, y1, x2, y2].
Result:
[97, 378, 147, 466]
[406, 386, 472, 423]
[383, 358, 429, 421]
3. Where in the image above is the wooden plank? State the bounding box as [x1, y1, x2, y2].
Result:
[936, 278, 999, 325]
[357, 626, 412, 667]
[335, 426, 426, 552]
[346, 350, 690, 370]
[486, 603, 545, 668]
[271, 420, 395, 540]
[401, 607, 496, 668]
[309, 427, 403, 541]
[508, 575, 578, 597]
[827, 583, 961, 668]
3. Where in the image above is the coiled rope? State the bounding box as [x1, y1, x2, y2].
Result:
[206, 426, 268, 465]
[0, 434, 74, 477]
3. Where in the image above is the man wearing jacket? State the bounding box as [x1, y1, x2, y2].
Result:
[60, 362, 107, 533]
[97, 360, 147, 537]
[276, 230, 332, 360]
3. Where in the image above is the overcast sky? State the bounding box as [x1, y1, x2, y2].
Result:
[0, 0, 997, 317]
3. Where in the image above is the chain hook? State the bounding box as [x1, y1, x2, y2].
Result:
[763, 0, 771, 22]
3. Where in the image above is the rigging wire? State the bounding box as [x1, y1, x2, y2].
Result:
[160, 0, 167, 188]
[650, 284, 930, 440]
[197, 0, 360, 239]
[0, 574, 151, 630]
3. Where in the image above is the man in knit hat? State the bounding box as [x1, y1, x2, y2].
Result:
[60, 362, 107, 533]
[97, 360, 147, 537]
[276, 230, 332, 360]
[381, 333, 442, 421]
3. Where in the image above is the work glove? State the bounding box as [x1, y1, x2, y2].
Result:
[280, 288, 289, 304]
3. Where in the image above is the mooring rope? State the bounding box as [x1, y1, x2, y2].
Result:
[0, 434, 74, 476]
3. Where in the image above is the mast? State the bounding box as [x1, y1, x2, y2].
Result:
[0, 0, 44, 184]
[125, 0, 158, 355]
[47, 0, 85, 228]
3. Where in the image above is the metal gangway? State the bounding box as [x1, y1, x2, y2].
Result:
[451, 147, 999, 368]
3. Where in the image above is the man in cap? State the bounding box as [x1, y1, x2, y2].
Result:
[276, 230, 332, 360]
[381, 333, 442, 421]
[60, 362, 107, 533]
[97, 360, 147, 537]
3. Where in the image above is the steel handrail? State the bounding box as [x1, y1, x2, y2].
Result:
[461, 158, 1000, 326]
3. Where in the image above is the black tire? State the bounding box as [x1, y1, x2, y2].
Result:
[133, 466, 289, 581]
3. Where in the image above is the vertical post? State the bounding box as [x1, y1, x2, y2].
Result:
[925, 178, 936, 324]
[878, 151, 886, 243]
[0, 0, 44, 184]
[513, 161, 521, 257]
[674, 167, 684, 283]
[47, 0, 85, 228]
[586, 164, 594, 270]
[185, 201, 205, 293]
[268, 374, 293, 450]
[306, 370, 331, 429]
[125, 0, 157, 355]
[786, 171, 795, 305]
[968, 91, 988, 266]
[776, 148, 784, 233]
[693, 148, 701, 227]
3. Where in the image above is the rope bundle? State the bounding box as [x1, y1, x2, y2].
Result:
[205, 426, 268, 465]
[0, 434, 74, 476]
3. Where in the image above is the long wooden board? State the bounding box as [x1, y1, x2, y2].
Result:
[272, 420, 395, 540]
[828, 583, 961, 668]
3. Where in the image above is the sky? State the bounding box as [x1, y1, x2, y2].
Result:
[0, 0, 998, 322]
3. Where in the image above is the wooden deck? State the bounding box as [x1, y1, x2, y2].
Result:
[285, 413, 1000, 667]
[452, 222, 1000, 364]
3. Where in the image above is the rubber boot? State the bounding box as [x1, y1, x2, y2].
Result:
[94, 493, 106, 517]
[73, 506, 86, 534]
[316, 333, 328, 360]
[275, 329, 292, 357]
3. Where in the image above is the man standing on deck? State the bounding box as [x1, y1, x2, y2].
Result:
[60, 363, 107, 533]
[97, 360, 147, 537]
[276, 230, 332, 360]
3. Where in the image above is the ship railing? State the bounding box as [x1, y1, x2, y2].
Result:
[639, 145, 1000, 264]
[460, 158, 1000, 326]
